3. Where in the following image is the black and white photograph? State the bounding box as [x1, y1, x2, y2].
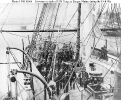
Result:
[0, 1, 121, 100]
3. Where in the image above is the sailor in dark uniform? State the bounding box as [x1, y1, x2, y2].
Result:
[101, 45, 108, 60]
[89, 63, 96, 71]
[81, 67, 89, 89]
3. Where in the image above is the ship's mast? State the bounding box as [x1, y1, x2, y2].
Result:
[75, 3, 81, 61]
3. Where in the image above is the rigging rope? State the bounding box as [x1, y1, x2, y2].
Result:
[40, 4, 52, 38]
[0, 4, 13, 31]
[5, 32, 28, 38]
[0, 92, 9, 100]
[16, 80, 30, 97]
[9, 50, 22, 69]
[47, 4, 56, 37]
[17, 84, 24, 100]
[0, 4, 13, 46]
[50, 4, 60, 38]
[61, 4, 69, 26]
[56, 4, 69, 39]
[55, 7, 78, 41]
[84, 3, 107, 49]
[68, 2, 97, 43]
[0, 4, 9, 17]
[29, 86, 50, 100]
[28, 4, 49, 58]
[34, 3, 40, 30]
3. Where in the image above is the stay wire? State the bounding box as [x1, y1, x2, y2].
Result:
[1, 4, 13, 30]
[50, 3, 60, 38]
[30, 86, 50, 100]
[61, 3, 69, 26]
[69, 2, 96, 42]
[55, 6, 78, 41]
[41, 4, 52, 36]
[0, 4, 13, 46]
[53, 3, 96, 52]
[9, 50, 28, 77]
[31, 4, 48, 43]
[39, 4, 53, 38]
[16, 79, 30, 97]
[0, 4, 9, 17]
[9, 50, 22, 69]
[0, 92, 9, 100]
[34, 3, 40, 30]
[5, 32, 28, 38]
[40, 4, 69, 41]
[17, 84, 24, 100]
[13, 80, 23, 100]
[84, 3, 106, 50]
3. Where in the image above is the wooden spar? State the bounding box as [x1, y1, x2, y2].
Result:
[105, 39, 107, 49]
[0, 62, 21, 64]
[22, 39, 24, 66]
[101, 28, 121, 31]
[1, 29, 77, 32]
[28, 35, 31, 44]
[75, 3, 81, 61]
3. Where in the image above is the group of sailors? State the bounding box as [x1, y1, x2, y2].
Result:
[35, 41, 79, 94]
[35, 40, 105, 95]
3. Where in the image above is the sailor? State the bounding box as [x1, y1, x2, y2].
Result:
[81, 68, 89, 89]
[89, 63, 96, 71]
[101, 45, 108, 60]
[79, 72, 82, 86]
[94, 77, 97, 84]
[47, 51, 53, 69]
[44, 50, 49, 61]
